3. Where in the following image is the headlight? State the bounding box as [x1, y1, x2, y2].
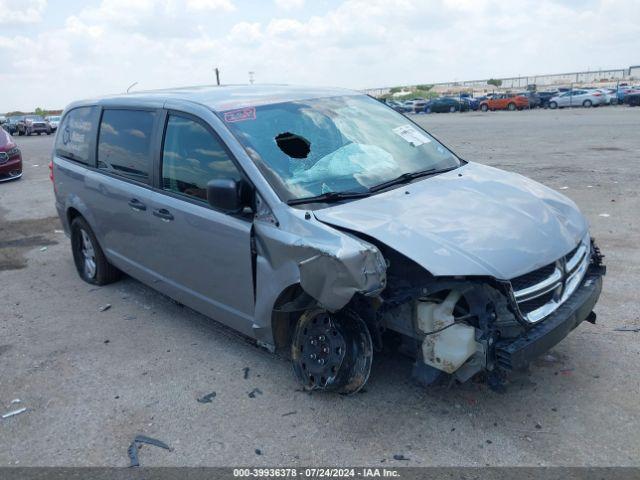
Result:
[7, 147, 20, 157]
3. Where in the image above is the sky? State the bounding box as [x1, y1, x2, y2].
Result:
[1, 0, 638, 112]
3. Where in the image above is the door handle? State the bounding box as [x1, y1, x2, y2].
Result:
[153, 208, 174, 222]
[128, 198, 146, 211]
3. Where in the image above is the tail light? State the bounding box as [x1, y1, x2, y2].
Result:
[592, 92, 601, 96]
[48, 160, 54, 182]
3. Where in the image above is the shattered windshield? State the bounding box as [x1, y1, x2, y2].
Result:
[221, 95, 460, 201]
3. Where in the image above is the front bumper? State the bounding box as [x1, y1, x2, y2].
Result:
[0, 156, 22, 181]
[495, 264, 604, 370]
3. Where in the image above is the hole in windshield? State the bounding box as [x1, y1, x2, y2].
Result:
[275, 132, 311, 159]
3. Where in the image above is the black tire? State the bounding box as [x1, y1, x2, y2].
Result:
[583, 99, 592, 108]
[425, 106, 431, 114]
[70, 216, 120, 285]
[480, 103, 488, 112]
[549, 101, 558, 109]
[507, 102, 516, 111]
[449, 105, 456, 113]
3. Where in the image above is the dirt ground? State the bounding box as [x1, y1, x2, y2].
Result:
[0, 107, 639, 467]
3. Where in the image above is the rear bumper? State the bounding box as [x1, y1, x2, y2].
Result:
[495, 264, 605, 370]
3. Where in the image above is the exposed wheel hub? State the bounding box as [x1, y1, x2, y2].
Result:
[297, 313, 346, 389]
[292, 309, 373, 394]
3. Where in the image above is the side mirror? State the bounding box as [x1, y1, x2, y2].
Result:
[206, 178, 247, 213]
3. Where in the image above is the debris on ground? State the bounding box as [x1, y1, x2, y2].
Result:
[255, 448, 262, 455]
[614, 327, 640, 332]
[598, 213, 610, 217]
[2, 407, 27, 419]
[99, 304, 111, 312]
[197, 391, 217, 403]
[127, 434, 172, 467]
[39, 246, 47, 252]
[248, 388, 263, 398]
[10, 399, 20, 404]
[393, 454, 409, 461]
[243, 367, 250, 379]
[282, 411, 297, 417]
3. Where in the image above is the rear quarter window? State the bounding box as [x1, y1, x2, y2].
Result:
[55, 107, 98, 164]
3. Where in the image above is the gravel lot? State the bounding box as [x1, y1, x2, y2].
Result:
[1, 107, 639, 467]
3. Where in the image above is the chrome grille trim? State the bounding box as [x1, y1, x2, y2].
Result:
[511, 235, 591, 323]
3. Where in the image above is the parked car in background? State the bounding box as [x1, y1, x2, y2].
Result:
[0, 127, 22, 182]
[3, 116, 20, 135]
[424, 97, 468, 113]
[516, 92, 541, 108]
[537, 91, 559, 108]
[548, 90, 605, 109]
[617, 86, 640, 104]
[46, 115, 61, 131]
[624, 92, 640, 107]
[17, 115, 52, 136]
[595, 88, 616, 105]
[412, 100, 428, 113]
[460, 97, 479, 111]
[0, 115, 6, 125]
[479, 93, 529, 111]
[51, 84, 604, 393]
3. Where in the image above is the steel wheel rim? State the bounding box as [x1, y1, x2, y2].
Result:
[80, 229, 96, 278]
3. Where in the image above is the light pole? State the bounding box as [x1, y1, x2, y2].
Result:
[126, 81, 138, 93]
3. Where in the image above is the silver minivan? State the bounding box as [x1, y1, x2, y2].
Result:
[52, 85, 605, 393]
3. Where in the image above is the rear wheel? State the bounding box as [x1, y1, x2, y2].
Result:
[291, 308, 372, 394]
[425, 106, 431, 114]
[70, 216, 120, 285]
[507, 102, 516, 111]
[583, 99, 593, 108]
[549, 101, 558, 109]
[449, 105, 456, 113]
[480, 103, 488, 112]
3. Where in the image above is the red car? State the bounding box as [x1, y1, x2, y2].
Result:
[0, 128, 22, 182]
[480, 93, 529, 111]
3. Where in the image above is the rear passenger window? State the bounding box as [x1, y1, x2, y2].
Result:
[161, 115, 242, 201]
[55, 107, 97, 164]
[97, 110, 155, 183]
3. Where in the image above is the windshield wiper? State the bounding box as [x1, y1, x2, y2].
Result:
[368, 165, 459, 192]
[287, 190, 371, 206]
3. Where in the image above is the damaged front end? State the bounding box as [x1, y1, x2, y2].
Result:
[375, 237, 606, 389]
[254, 198, 604, 394]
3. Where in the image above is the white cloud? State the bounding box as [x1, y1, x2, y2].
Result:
[0, 0, 46, 24]
[186, 0, 235, 11]
[1, 0, 639, 111]
[274, 0, 304, 10]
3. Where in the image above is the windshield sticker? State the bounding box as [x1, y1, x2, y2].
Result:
[224, 107, 256, 123]
[392, 124, 431, 147]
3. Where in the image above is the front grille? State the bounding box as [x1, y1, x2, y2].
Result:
[510, 236, 590, 323]
[517, 291, 555, 314]
[0, 152, 7, 164]
[510, 263, 556, 291]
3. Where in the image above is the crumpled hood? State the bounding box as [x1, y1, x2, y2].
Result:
[314, 162, 588, 280]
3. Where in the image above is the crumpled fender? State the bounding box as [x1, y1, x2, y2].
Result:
[252, 212, 387, 346]
[298, 245, 386, 311]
